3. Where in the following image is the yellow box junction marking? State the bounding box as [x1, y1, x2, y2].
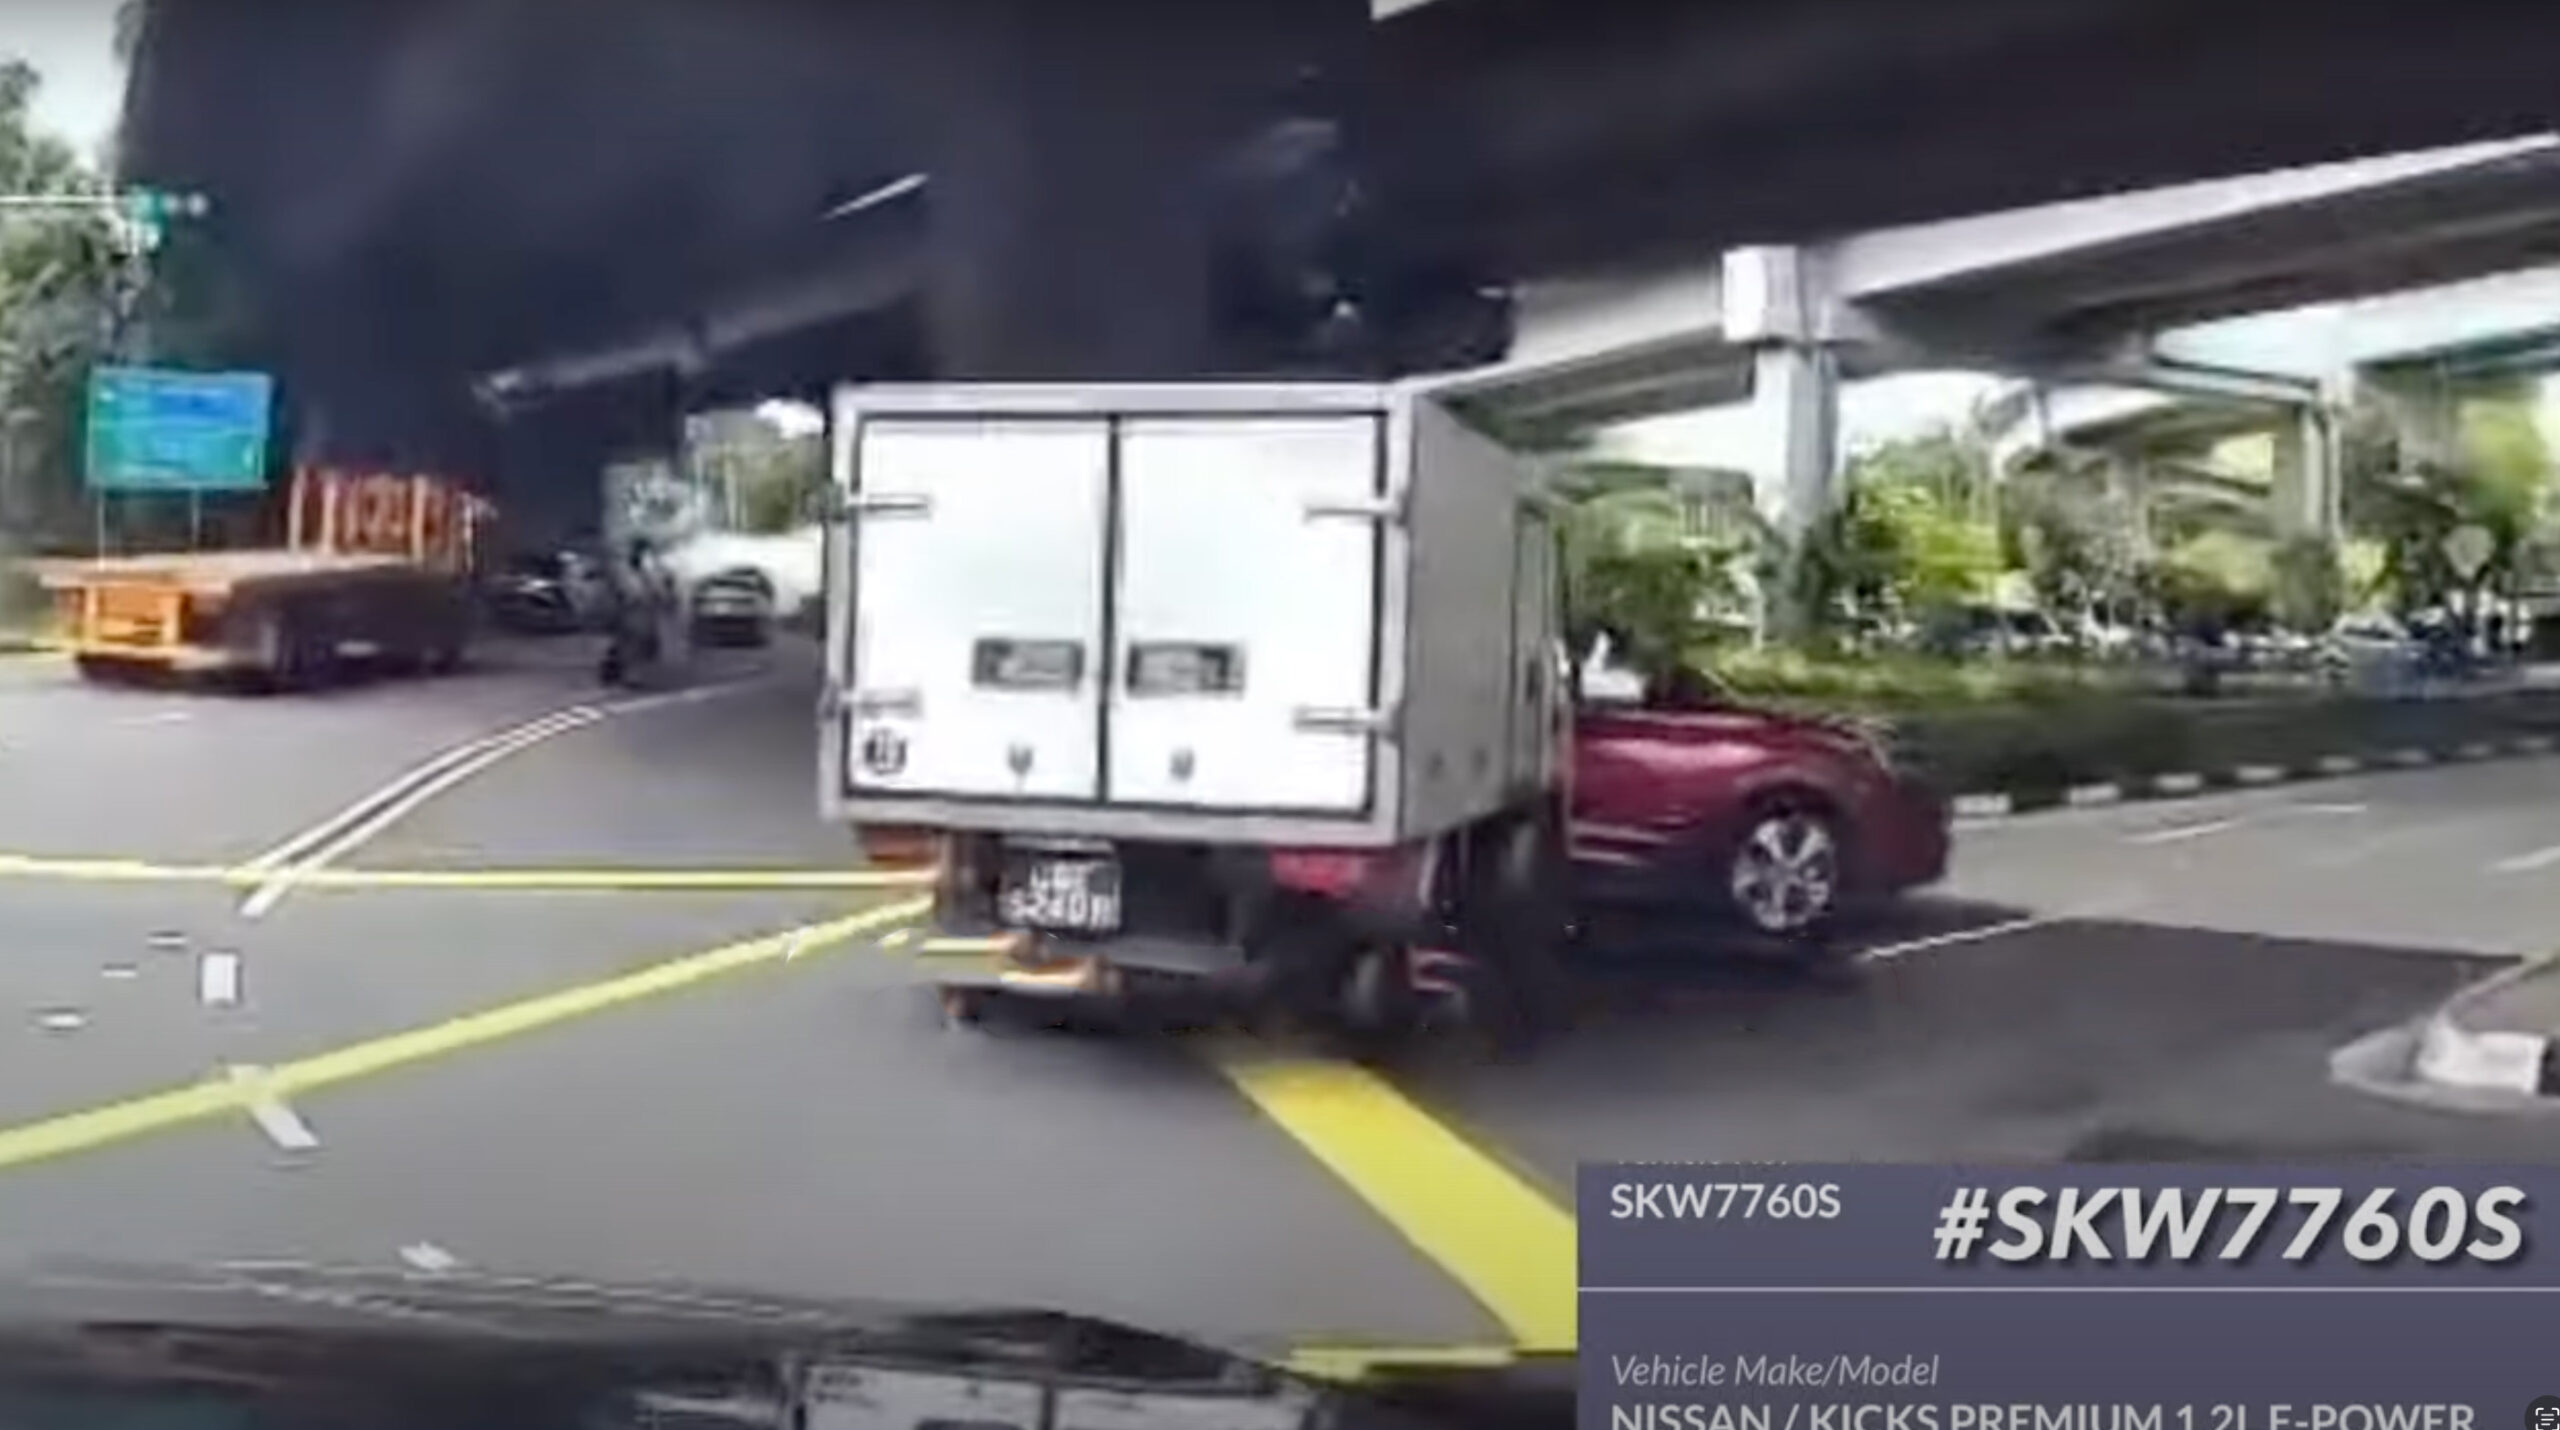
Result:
[0, 897, 930, 1173]
[0, 851, 932, 894]
[1209, 1046, 1577, 1356]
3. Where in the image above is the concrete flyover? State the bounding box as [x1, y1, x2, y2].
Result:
[1427, 135, 2560, 540]
[114, 0, 2560, 523]
[1994, 259, 2560, 513]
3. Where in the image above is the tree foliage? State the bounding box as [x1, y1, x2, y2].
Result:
[1552, 465, 1729, 686]
[2336, 388, 2553, 618]
[1791, 427, 2002, 643]
[0, 59, 119, 554]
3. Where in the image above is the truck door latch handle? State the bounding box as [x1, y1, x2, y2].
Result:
[850, 687, 923, 718]
[1292, 706, 1395, 739]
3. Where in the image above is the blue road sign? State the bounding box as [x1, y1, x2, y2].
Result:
[84, 366, 274, 493]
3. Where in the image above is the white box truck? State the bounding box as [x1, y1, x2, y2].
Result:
[821, 382, 1568, 1038]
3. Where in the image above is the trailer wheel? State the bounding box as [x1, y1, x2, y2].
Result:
[423, 632, 466, 676]
[244, 606, 300, 693]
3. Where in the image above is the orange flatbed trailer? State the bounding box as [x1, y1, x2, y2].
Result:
[40, 468, 493, 689]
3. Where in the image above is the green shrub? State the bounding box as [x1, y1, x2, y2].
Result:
[1703, 648, 2131, 714]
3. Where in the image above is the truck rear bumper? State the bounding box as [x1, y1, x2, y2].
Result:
[908, 917, 1255, 1001]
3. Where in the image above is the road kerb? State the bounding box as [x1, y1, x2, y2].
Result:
[1208, 1045, 1576, 1356]
[0, 897, 930, 1174]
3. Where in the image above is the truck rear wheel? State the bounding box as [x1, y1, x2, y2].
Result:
[1455, 810, 1575, 1055]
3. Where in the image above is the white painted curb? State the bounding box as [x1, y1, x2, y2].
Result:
[2412, 1017, 2547, 1094]
[2151, 772, 2205, 795]
[2065, 783, 2123, 808]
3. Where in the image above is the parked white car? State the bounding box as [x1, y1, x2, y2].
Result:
[662, 527, 824, 625]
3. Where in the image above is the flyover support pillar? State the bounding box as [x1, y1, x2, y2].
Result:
[1749, 341, 1843, 543]
[2271, 396, 2343, 542]
[1724, 246, 1843, 641]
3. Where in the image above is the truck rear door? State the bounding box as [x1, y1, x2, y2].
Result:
[843, 419, 1111, 801]
[1105, 414, 1384, 813]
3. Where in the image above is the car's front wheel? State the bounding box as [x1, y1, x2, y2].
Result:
[1723, 803, 1844, 941]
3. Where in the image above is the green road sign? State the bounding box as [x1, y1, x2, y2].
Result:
[84, 366, 274, 493]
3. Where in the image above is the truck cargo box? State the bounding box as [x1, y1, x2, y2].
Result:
[821, 382, 1559, 849]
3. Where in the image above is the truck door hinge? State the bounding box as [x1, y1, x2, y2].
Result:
[837, 491, 932, 520]
[1303, 493, 1405, 525]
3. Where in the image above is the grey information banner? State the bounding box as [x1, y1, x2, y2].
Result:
[1580, 1164, 2560, 1430]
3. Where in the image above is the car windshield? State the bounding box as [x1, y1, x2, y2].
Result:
[6, 6, 2557, 1424]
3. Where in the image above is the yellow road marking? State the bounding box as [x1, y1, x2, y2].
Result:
[0, 852, 931, 894]
[1209, 1046, 1577, 1355]
[0, 896, 930, 1173]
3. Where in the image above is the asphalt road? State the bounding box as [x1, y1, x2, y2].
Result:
[1, 638, 2557, 1367]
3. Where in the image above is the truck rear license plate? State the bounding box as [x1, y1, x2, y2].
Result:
[997, 853, 1123, 934]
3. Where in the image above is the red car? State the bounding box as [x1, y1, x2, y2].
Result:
[1566, 696, 1950, 944]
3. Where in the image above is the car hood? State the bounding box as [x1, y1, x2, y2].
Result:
[0, 1257, 1564, 1427]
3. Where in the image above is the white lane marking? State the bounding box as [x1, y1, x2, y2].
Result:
[99, 962, 139, 982]
[226, 1065, 320, 1151]
[2492, 844, 2560, 875]
[118, 710, 191, 728]
[2129, 818, 2240, 846]
[399, 1242, 461, 1274]
[2294, 801, 2369, 816]
[198, 950, 242, 1007]
[33, 1009, 84, 1033]
[236, 682, 754, 919]
[237, 704, 603, 877]
[1855, 915, 2054, 964]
